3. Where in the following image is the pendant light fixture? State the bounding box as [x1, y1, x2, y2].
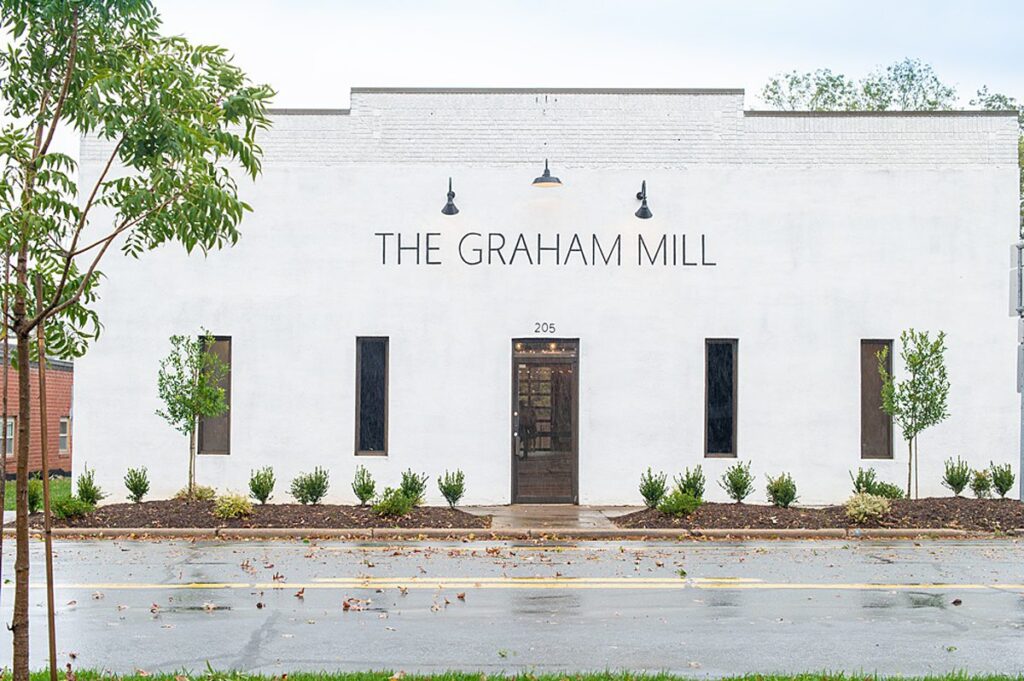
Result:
[532, 159, 562, 187]
[635, 180, 652, 219]
[441, 177, 459, 215]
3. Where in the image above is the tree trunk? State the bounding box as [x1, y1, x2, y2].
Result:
[34, 275, 58, 681]
[914, 438, 919, 500]
[906, 439, 913, 499]
[0, 253, 10, 614]
[12, 154, 35, 681]
[188, 426, 196, 496]
[12, 328, 31, 681]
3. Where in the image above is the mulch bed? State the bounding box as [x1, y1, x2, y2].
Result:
[613, 497, 1024, 532]
[23, 499, 491, 530]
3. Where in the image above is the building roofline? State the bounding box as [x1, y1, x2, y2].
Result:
[350, 86, 746, 95]
[744, 109, 1019, 118]
[267, 108, 350, 115]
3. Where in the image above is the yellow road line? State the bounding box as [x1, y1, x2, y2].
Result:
[27, 579, 1024, 592]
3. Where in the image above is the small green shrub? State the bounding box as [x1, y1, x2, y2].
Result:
[76, 466, 105, 505]
[437, 469, 465, 508]
[990, 462, 1015, 498]
[52, 496, 94, 520]
[850, 467, 878, 495]
[27, 476, 42, 513]
[675, 465, 706, 500]
[969, 469, 992, 499]
[174, 485, 216, 501]
[941, 457, 970, 496]
[844, 493, 891, 524]
[657, 488, 702, 517]
[373, 487, 415, 518]
[124, 467, 150, 503]
[765, 472, 797, 508]
[290, 467, 330, 505]
[639, 468, 667, 508]
[399, 469, 429, 506]
[248, 466, 276, 504]
[870, 481, 905, 500]
[718, 462, 754, 503]
[849, 468, 903, 498]
[351, 465, 376, 506]
[213, 493, 253, 519]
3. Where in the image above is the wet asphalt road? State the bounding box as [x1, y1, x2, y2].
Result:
[0, 539, 1022, 675]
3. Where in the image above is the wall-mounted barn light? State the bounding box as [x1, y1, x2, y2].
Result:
[635, 180, 652, 219]
[532, 159, 562, 187]
[441, 177, 459, 215]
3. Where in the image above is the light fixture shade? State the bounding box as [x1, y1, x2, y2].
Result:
[532, 159, 562, 187]
[441, 177, 459, 215]
[635, 180, 652, 219]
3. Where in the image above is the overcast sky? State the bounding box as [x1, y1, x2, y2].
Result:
[154, 0, 1023, 109]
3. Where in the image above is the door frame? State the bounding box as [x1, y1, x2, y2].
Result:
[510, 338, 579, 504]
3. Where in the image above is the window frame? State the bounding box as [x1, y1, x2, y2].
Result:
[58, 416, 70, 454]
[704, 338, 738, 458]
[860, 338, 894, 460]
[3, 416, 14, 458]
[354, 336, 389, 456]
[197, 335, 232, 456]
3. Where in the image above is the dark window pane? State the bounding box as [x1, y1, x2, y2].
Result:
[198, 337, 231, 455]
[706, 341, 736, 455]
[357, 338, 388, 453]
[861, 340, 893, 459]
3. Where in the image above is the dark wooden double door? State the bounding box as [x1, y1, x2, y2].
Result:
[511, 339, 578, 504]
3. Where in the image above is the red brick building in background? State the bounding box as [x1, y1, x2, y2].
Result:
[1, 359, 73, 477]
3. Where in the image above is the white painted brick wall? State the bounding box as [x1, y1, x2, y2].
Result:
[81, 89, 1020, 168]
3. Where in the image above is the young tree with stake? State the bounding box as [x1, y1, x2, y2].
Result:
[877, 329, 951, 498]
[157, 332, 229, 497]
[0, 2, 272, 679]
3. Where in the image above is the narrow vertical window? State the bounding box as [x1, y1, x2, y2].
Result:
[4, 417, 14, 457]
[198, 336, 231, 455]
[355, 337, 388, 455]
[58, 417, 70, 453]
[705, 339, 737, 457]
[861, 339, 893, 459]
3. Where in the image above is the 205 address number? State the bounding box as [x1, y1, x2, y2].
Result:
[534, 322, 557, 334]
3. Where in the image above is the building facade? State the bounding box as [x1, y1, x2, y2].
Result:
[3, 358, 74, 477]
[75, 88, 1020, 505]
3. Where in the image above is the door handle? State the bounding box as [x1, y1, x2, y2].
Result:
[513, 411, 526, 459]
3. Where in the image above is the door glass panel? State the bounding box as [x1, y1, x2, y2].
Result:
[513, 339, 578, 502]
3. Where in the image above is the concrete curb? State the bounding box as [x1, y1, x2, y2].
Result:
[3, 526, 1014, 541]
[690, 528, 847, 539]
[216, 528, 375, 540]
[846, 527, 970, 538]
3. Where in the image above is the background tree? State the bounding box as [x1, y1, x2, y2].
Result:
[0, 2, 272, 679]
[760, 58, 956, 111]
[157, 332, 230, 497]
[761, 59, 1022, 230]
[877, 329, 951, 498]
[971, 86, 1024, 229]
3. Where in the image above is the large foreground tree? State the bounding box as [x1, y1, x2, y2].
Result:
[0, 2, 273, 679]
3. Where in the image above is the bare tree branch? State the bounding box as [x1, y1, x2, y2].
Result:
[27, 187, 189, 330]
[48, 136, 124, 305]
[36, 9, 78, 161]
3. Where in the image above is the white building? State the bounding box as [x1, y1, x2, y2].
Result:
[75, 88, 1020, 506]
